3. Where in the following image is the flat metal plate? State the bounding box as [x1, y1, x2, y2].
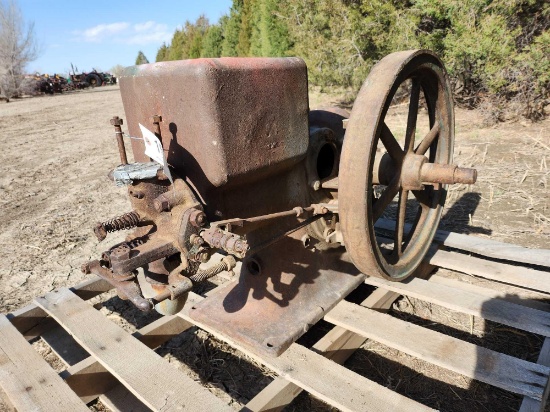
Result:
[189, 232, 364, 357]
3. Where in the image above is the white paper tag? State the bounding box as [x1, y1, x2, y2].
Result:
[139, 123, 173, 183]
[139, 123, 164, 165]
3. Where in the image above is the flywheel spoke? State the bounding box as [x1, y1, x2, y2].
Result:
[402, 205, 423, 253]
[372, 177, 400, 222]
[415, 123, 440, 155]
[412, 187, 433, 207]
[394, 189, 409, 257]
[380, 123, 404, 161]
[404, 79, 420, 153]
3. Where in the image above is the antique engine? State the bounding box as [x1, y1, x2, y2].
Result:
[83, 50, 476, 356]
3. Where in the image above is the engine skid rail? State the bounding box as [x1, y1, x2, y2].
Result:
[1, 228, 550, 412]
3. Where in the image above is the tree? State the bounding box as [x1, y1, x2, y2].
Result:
[201, 22, 224, 57]
[109, 64, 125, 78]
[250, 0, 291, 57]
[135, 51, 149, 65]
[156, 43, 169, 62]
[0, 0, 39, 101]
[222, 0, 243, 56]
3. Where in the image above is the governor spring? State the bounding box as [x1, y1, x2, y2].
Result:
[94, 211, 140, 241]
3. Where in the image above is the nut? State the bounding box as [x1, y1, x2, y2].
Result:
[93, 223, 107, 242]
[190, 210, 207, 227]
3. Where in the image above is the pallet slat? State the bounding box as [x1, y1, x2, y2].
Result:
[429, 275, 550, 312]
[180, 294, 433, 412]
[428, 249, 550, 294]
[100, 383, 150, 412]
[520, 338, 550, 411]
[376, 218, 550, 268]
[0, 315, 88, 411]
[325, 300, 550, 400]
[35, 288, 230, 412]
[60, 312, 194, 403]
[364, 276, 550, 337]
[7, 277, 112, 339]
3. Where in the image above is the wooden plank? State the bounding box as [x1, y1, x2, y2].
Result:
[376, 218, 550, 267]
[7, 276, 112, 338]
[60, 314, 193, 403]
[427, 249, 550, 294]
[35, 289, 230, 412]
[326, 300, 550, 400]
[0, 315, 88, 412]
[429, 275, 550, 312]
[364, 276, 550, 337]
[180, 294, 432, 412]
[520, 338, 550, 412]
[100, 383, 151, 412]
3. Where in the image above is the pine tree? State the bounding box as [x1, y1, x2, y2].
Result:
[250, 0, 290, 57]
[155, 43, 169, 62]
[201, 22, 225, 57]
[236, 0, 253, 56]
[135, 51, 149, 65]
[221, 0, 243, 56]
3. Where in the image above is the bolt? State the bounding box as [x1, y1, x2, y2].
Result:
[110, 116, 128, 165]
[81, 262, 92, 274]
[110, 116, 123, 126]
[153, 198, 170, 213]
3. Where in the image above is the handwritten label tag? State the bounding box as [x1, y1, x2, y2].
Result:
[139, 123, 173, 183]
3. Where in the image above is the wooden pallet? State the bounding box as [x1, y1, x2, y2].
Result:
[1, 226, 549, 412]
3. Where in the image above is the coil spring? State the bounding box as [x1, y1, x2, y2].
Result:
[190, 256, 236, 284]
[94, 211, 140, 241]
[104, 211, 140, 232]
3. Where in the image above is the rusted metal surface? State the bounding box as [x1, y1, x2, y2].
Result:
[189, 230, 364, 357]
[339, 50, 476, 281]
[119, 58, 309, 216]
[82, 260, 152, 311]
[201, 227, 249, 258]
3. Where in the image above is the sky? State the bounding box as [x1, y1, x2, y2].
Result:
[17, 0, 233, 75]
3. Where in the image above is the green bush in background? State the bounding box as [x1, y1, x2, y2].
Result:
[155, 0, 549, 121]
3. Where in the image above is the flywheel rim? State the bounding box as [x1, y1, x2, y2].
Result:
[339, 50, 454, 281]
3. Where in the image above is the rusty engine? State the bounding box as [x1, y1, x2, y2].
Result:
[83, 50, 477, 356]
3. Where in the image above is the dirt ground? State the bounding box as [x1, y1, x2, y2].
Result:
[0, 85, 549, 411]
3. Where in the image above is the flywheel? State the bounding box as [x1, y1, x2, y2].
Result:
[339, 50, 476, 281]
